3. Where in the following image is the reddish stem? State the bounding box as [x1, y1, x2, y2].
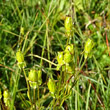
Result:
[106, 32, 110, 56]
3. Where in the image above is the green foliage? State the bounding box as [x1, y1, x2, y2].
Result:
[0, 0, 110, 110]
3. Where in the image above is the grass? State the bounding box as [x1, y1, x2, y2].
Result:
[0, 0, 110, 110]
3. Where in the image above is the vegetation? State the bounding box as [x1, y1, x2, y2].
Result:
[0, 0, 110, 110]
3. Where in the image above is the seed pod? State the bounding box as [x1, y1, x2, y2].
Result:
[16, 50, 24, 63]
[65, 16, 72, 36]
[57, 52, 64, 65]
[84, 38, 94, 59]
[47, 78, 56, 96]
[38, 70, 42, 85]
[64, 44, 74, 63]
[66, 63, 74, 73]
[28, 69, 42, 88]
[28, 69, 37, 82]
[28, 69, 37, 89]
[65, 44, 74, 54]
[3, 90, 9, 99]
[3, 90, 10, 106]
[57, 52, 64, 70]
[20, 27, 24, 36]
[16, 50, 26, 68]
[64, 52, 72, 63]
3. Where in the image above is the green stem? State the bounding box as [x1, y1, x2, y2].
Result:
[71, 58, 86, 89]
[23, 68, 31, 103]
[33, 88, 36, 109]
[37, 85, 40, 109]
[86, 84, 91, 110]
[29, 54, 57, 67]
[75, 59, 86, 81]
[10, 68, 20, 110]
[75, 86, 77, 110]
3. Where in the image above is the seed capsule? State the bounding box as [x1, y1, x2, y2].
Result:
[28, 69, 42, 89]
[84, 38, 94, 59]
[64, 44, 74, 63]
[57, 52, 64, 65]
[38, 70, 42, 85]
[3, 90, 10, 106]
[47, 78, 56, 95]
[66, 63, 74, 73]
[65, 44, 74, 54]
[20, 27, 24, 36]
[16, 50, 26, 68]
[28, 69, 37, 82]
[64, 52, 72, 63]
[28, 69, 37, 89]
[3, 90, 9, 99]
[57, 52, 64, 70]
[65, 16, 72, 36]
[16, 50, 24, 63]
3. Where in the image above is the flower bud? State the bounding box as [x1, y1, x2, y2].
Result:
[84, 38, 94, 59]
[47, 78, 56, 95]
[65, 16, 72, 36]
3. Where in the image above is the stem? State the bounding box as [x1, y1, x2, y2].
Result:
[71, 58, 87, 89]
[86, 84, 91, 110]
[74, 59, 86, 81]
[0, 100, 4, 110]
[33, 89, 36, 110]
[29, 54, 57, 67]
[23, 68, 31, 103]
[10, 68, 20, 110]
[37, 85, 40, 109]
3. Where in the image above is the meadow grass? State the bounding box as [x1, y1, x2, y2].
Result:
[0, 0, 110, 110]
